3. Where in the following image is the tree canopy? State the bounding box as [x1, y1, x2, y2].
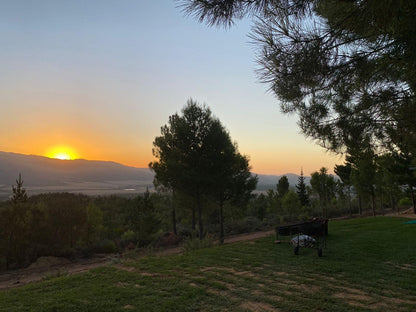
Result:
[179, 0, 416, 156]
[277, 175, 289, 198]
[149, 99, 256, 239]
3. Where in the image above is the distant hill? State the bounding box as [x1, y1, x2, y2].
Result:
[255, 173, 310, 192]
[0, 151, 154, 199]
[0, 151, 307, 199]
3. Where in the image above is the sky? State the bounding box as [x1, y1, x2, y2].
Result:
[0, 0, 342, 176]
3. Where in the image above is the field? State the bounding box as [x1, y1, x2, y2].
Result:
[1, 217, 415, 312]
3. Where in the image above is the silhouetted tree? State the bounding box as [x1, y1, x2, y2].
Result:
[277, 176, 289, 198]
[150, 99, 255, 239]
[296, 169, 309, 207]
[211, 149, 257, 243]
[11, 173, 27, 204]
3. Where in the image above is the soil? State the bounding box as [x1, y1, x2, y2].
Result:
[0, 230, 274, 290]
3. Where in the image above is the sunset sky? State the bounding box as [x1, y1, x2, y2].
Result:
[0, 0, 342, 175]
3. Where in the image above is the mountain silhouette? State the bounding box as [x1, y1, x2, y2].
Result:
[0, 151, 154, 198]
[0, 151, 307, 199]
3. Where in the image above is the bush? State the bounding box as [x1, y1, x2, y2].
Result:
[225, 216, 264, 235]
[177, 224, 193, 238]
[183, 235, 215, 252]
[94, 239, 117, 254]
[127, 192, 161, 247]
[155, 232, 181, 248]
[398, 197, 412, 207]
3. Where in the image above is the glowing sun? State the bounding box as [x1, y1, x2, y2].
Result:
[46, 145, 79, 160]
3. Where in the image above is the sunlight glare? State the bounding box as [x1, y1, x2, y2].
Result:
[45, 145, 79, 160]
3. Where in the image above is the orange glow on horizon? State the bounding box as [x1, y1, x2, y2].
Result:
[45, 145, 79, 160]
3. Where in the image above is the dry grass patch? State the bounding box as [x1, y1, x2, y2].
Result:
[200, 267, 216, 272]
[273, 271, 289, 277]
[114, 264, 137, 272]
[331, 285, 416, 310]
[234, 270, 256, 277]
[333, 291, 374, 303]
[385, 262, 416, 271]
[123, 304, 135, 309]
[115, 282, 132, 287]
[240, 300, 279, 312]
[380, 295, 416, 306]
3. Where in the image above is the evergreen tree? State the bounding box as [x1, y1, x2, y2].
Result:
[296, 169, 309, 207]
[310, 167, 336, 218]
[276, 176, 289, 198]
[129, 188, 161, 247]
[150, 99, 256, 239]
[281, 190, 303, 222]
[11, 173, 28, 204]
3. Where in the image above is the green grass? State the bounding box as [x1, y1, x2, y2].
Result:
[1, 217, 416, 311]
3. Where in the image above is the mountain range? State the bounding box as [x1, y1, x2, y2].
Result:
[0, 151, 309, 199]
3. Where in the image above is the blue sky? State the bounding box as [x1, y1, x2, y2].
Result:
[0, 0, 341, 175]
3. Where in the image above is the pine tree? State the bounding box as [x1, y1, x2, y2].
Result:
[277, 176, 289, 198]
[296, 169, 309, 207]
[12, 173, 28, 204]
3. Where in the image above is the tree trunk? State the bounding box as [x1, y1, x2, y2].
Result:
[6, 231, 14, 270]
[171, 189, 177, 235]
[197, 193, 203, 239]
[410, 184, 416, 214]
[191, 205, 196, 231]
[347, 186, 352, 216]
[358, 195, 362, 215]
[219, 199, 224, 244]
[371, 188, 376, 217]
[380, 194, 384, 216]
[390, 194, 396, 215]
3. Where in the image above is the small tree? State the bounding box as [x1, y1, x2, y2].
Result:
[3, 174, 29, 269]
[310, 167, 336, 218]
[281, 190, 304, 222]
[11, 173, 28, 204]
[277, 176, 289, 198]
[85, 202, 103, 246]
[296, 169, 309, 207]
[128, 189, 161, 247]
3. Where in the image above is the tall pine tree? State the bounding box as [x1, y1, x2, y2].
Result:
[296, 168, 309, 207]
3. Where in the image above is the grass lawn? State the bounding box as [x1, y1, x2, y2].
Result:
[1, 217, 415, 312]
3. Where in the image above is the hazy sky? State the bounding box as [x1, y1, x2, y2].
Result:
[0, 0, 342, 175]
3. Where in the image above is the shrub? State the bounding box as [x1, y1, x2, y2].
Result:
[225, 216, 263, 235]
[183, 235, 215, 253]
[155, 232, 181, 248]
[398, 197, 412, 207]
[94, 239, 117, 254]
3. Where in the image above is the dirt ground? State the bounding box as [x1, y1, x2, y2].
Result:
[0, 230, 275, 290]
[387, 207, 416, 219]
